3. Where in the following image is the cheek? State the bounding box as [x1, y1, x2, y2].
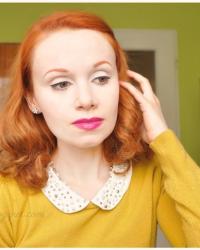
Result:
[99, 87, 119, 133]
[103, 82, 119, 112]
[33, 88, 67, 119]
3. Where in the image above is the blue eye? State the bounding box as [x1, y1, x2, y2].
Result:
[51, 81, 71, 90]
[94, 76, 110, 85]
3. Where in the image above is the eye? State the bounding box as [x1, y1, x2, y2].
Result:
[94, 76, 110, 85]
[50, 81, 71, 90]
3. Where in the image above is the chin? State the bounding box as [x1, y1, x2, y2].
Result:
[74, 135, 106, 149]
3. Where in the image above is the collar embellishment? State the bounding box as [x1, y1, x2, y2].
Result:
[42, 161, 132, 214]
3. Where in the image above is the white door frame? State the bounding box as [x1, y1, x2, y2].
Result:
[114, 29, 180, 247]
[113, 29, 180, 137]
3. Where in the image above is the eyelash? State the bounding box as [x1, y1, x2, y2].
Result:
[50, 76, 111, 90]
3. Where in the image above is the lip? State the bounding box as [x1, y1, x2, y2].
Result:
[72, 117, 104, 131]
[73, 121, 103, 131]
[72, 117, 104, 124]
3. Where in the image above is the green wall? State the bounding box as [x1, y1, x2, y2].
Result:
[0, 3, 199, 164]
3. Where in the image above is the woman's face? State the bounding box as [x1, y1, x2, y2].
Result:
[30, 29, 119, 149]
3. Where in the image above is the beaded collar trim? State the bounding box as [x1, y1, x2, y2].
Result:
[42, 161, 132, 214]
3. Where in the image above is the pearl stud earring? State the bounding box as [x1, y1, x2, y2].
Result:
[31, 106, 41, 114]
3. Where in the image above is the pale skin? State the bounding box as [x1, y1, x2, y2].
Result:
[27, 29, 168, 200]
[28, 29, 120, 199]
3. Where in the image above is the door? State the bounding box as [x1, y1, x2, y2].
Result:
[0, 43, 19, 111]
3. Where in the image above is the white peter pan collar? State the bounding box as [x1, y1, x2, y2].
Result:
[42, 161, 132, 214]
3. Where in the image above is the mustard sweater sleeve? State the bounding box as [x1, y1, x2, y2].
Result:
[149, 129, 200, 247]
[0, 176, 15, 247]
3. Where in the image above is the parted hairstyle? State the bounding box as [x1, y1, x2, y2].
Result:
[0, 10, 152, 189]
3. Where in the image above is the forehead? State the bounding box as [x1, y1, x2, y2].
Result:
[32, 29, 116, 70]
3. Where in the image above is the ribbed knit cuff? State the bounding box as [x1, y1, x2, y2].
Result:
[149, 129, 185, 158]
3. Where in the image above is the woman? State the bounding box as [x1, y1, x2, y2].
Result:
[0, 10, 199, 247]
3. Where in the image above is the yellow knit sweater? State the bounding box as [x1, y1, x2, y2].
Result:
[0, 129, 200, 247]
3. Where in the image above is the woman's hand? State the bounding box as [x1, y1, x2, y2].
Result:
[120, 70, 168, 144]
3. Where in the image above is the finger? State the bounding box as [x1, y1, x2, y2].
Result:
[127, 70, 154, 101]
[153, 94, 161, 105]
[120, 80, 147, 106]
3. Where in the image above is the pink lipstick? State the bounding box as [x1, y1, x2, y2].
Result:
[72, 117, 104, 131]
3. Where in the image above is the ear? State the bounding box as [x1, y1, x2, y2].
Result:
[25, 94, 41, 115]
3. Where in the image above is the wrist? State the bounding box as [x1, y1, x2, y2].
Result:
[149, 126, 168, 143]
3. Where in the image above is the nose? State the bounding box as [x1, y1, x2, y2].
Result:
[75, 83, 97, 111]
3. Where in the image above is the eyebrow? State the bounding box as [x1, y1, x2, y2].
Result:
[43, 60, 112, 78]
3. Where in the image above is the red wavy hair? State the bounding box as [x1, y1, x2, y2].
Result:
[0, 10, 152, 189]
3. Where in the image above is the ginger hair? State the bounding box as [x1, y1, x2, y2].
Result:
[0, 10, 152, 189]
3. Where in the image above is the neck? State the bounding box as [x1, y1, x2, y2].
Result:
[51, 141, 111, 185]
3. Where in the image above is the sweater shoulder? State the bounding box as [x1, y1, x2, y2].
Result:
[0, 174, 37, 203]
